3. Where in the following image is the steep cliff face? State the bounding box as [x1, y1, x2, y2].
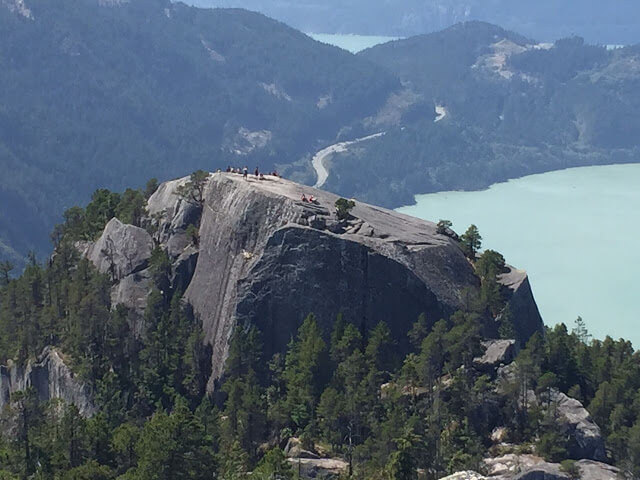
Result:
[130, 172, 544, 389]
[499, 268, 544, 346]
[0, 347, 95, 416]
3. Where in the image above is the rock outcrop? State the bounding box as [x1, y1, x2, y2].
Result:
[284, 437, 348, 478]
[550, 391, 607, 462]
[87, 217, 153, 281]
[0, 347, 95, 416]
[287, 457, 349, 479]
[498, 268, 544, 346]
[447, 454, 619, 480]
[90, 172, 544, 391]
[475, 339, 517, 369]
[496, 365, 606, 463]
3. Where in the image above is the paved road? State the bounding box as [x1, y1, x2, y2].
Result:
[312, 132, 385, 188]
[435, 105, 447, 122]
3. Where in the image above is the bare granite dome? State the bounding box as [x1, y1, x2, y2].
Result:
[141, 173, 542, 389]
[78, 172, 544, 391]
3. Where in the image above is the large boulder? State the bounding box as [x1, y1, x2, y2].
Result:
[0, 347, 95, 416]
[439, 472, 486, 480]
[484, 454, 554, 479]
[284, 437, 319, 459]
[87, 218, 153, 281]
[575, 459, 619, 480]
[286, 458, 348, 479]
[551, 391, 607, 462]
[480, 454, 618, 480]
[474, 339, 517, 369]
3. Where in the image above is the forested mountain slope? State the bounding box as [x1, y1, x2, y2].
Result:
[194, 0, 640, 44]
[4, 3, 640, 269]
[313, 22, 640, 207]
[0, 172, 637, 479]
[0, 0, 398, 266]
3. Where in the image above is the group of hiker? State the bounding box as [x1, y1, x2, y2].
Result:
[225, 165, 279, 181]
[301, 193, 317, 204]
[224, 165, 317, 205]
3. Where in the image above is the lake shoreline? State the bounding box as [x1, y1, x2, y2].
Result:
[397, 163, 640, 347]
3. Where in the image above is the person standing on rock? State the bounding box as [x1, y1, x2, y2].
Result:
[243, 166, 248, 179]
[254, 166, 259, 177]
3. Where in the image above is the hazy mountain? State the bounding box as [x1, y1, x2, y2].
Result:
[4, 1, 640, 269]
[192, 0, 640, 45]
[0, 0, 397, 266]
[311, 22, 640, 208]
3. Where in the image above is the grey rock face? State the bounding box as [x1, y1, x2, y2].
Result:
[236, 226, 447, 361]
[82, 173, 543, 394]
[499, 268, 544, 346]
[576, 459, 619, 480]
[475, 339, 517, 368]
[147, 176, 202, 249]
[87, 218, 153, 281]
[495, 371, 606, 463]
[481, 454, 618, 480]
[286, 458, 348, 479]
[171, 245, 199, 293]
[0, 347, 95, 416]
[514, 463, 567, 480]
[111, 268, 152, 336]
[176, 173, 544, 390]
[551, 391, 607, 462]
[439, 472, 486, 480]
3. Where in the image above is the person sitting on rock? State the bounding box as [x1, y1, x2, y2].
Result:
[301, 194, 308, 202]
[308, 195, 316, 203]
[226, 165, 231, 172]
[259, 173, 265, 180]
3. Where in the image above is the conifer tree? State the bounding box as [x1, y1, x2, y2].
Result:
[460, 224, 482, 259]
[283, 314, 327, 431]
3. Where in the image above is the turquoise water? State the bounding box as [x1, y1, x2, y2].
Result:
[397, 164, 640, 346]
[307, 33, 399, 53]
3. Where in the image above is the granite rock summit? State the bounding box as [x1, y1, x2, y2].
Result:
[94, 172, 543, 391]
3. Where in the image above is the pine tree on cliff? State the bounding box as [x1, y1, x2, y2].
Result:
[460, 224, 482, 259]
[175, 170, 209, 208]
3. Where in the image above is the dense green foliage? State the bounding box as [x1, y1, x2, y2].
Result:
[2, 213, 640, 478]
[0, 0, 397, 267]
[334, 198, 356, 220]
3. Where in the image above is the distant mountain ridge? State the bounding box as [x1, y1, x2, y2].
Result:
[0, 0, 397, 265]
[193, 0, 640, 45]
[312, 22, 640, 208]
[3, 2, 640, 268]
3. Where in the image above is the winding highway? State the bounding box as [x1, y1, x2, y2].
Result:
[312, 132, 385, 188]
